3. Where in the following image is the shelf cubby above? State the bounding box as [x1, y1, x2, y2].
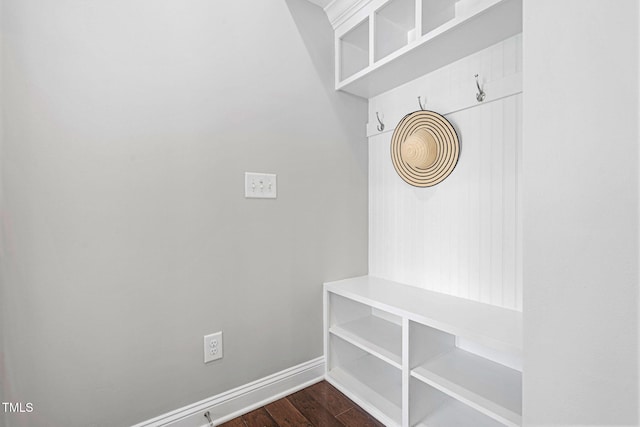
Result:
[335, 0, 522, 98]
[375, 0, 416, 62]
[421, 0, 457, 35]
[338, 17, 370, 81]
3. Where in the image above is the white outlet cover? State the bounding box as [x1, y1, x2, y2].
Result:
[245, 172, 277, 199]
[204, 331, 223, 363]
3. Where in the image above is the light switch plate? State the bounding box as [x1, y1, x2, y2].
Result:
[245, 172, 277, 199]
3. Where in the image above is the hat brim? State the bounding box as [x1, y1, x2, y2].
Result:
[391, 110, 460, 187]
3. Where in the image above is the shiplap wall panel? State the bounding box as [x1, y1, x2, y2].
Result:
[368, 35, 522, 311]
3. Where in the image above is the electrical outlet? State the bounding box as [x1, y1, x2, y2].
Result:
[204, 331, 223, 363]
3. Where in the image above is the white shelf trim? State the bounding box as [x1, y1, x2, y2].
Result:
[366, 72, 522, 137]
[334, 0, 522, 97]
[413, 397, 505, 427]
[411, 348, 522, 427]
[326, 356, 402, 426]
[329, 315, 402, 368]
[325, 276, 523, 427]
[326, 276, 523, 354]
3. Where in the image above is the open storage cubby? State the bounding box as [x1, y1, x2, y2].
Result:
[421, 0, 456, 35]
[410, 379, 505, 427]
[375, 0, 415, 62]
[409, 322, 522, 426]
[334, 0, 522, 97]
[325, 292, 404, 426]
[329, 335, 403, 426]
[338, 17, 370, 81]
[328, 293, 402, 366]
[324, 276, 523, 427]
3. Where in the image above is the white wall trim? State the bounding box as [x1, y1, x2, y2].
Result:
[131, 357, 325, 427]
[366, 72, 522, 137]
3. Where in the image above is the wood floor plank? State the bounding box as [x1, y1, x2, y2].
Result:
[218, 417, 247, 427]
[287, 389, 345, 427]
[264, 397, 313, 427]
[242, 407, 278, 427]
[219, 381, 381, 427]
[304, 381, 354, 417]
[336, 407, 385, 427]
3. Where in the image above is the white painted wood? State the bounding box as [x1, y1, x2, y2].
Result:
[413, 399, 505, 427]
[325, 278, 522, 426]
[410, 380, 505, 427]
[323, 284, 331, 376]
[330, 333, 371, 369]
[421, 0, 457, 35]
[379, 0, 415, 28]
[329, 314, 402, 367]
[411, 348, 522, 426]
[328, 292, 372, 327]
[336, 0, 522, 96]
[372, 307, 403, 325]
[368, 12, 376, 66]
[409, 321, 455, 369]
[409, 377, 448, 426]
[366, 71, 522, 137]
[374, 0, 415, 61]
[401, 317, 410, 427]
[414, 0, 422, 45]
[367, 35, 523, 312]
[327, 354, 403, 426]
[339, 18, 370, 80]
[455, 0, 497, 17]
[131, 357, 324, 427]
[325, 276, 522, 354]
[334, 0, 383, 38]
[456, 336, 522, 371]
[328, 0, 374, 31]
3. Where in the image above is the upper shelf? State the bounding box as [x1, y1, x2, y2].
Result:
[334, 0, 523, 98]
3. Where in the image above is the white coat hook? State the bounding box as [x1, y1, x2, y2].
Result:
[376, 112, 385, 132]
[475, 74, 486, 102]
[418, 96, 426, 110]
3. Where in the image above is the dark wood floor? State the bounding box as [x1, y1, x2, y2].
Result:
[219, 380, 384, 427]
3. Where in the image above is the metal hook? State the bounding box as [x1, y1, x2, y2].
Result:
[418, 96, 426, 110]
[204, 411, 214, 427]
[376, 112, 385, 132]
[475, 74, 486, 102]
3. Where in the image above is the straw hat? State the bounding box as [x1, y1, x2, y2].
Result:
[390, 110, 460, 187]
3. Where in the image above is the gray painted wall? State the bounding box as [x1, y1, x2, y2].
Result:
[523, 0, 639, 425]
[0, 1, 368, 426]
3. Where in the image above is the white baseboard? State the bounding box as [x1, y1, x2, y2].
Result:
[132, 357, 325, 427]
